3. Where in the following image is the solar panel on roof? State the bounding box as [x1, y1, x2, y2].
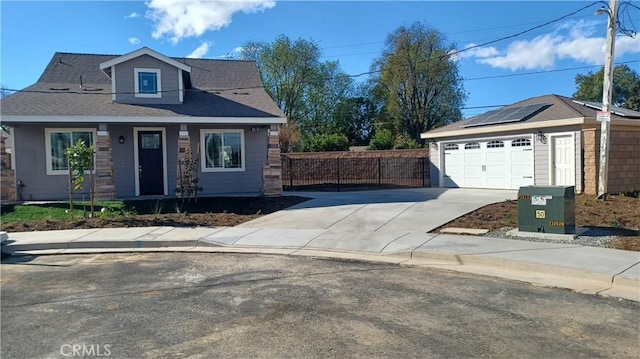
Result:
[464, 108, 502, 125]
[464, 103, 549, 127]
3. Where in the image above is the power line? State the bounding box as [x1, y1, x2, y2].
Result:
[320, 12, 595, 51]
[3, 60, 638, 96]
[322, 17, 607, 59]
[464, 60, 640, 81]
[342, 1, 605, 79]
[3, 2, 635, 97]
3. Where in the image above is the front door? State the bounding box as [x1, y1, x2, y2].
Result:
[138, 131, 164, 195]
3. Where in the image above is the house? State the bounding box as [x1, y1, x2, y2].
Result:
[421, 94, 640, 195]
[0, 47, 286, 201]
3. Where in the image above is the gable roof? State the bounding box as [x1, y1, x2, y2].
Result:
[422, 94, 640, 139]
[1, 50, 285, 121]
[99, 47, 191, 72]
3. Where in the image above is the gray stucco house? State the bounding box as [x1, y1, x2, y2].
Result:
[0, 47, 286, 201]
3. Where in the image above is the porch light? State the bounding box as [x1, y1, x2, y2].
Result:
[119, 136, 125, 144]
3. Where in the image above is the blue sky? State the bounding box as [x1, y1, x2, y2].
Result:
[1, 1, 639, 117]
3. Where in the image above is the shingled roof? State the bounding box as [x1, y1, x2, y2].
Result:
[1, 51, 286, 120]
[422, 94, 640, 139]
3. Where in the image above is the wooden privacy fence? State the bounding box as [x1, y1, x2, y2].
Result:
[281, 150, 430, 191]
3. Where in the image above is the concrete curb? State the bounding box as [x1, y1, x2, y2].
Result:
[2, 239, 638, 302]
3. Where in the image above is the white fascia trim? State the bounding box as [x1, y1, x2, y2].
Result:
[2, 116, 288, 124]
[178, 69, 184, 103]
[99, 47, 191, 72]
[421, 118, 588, 139]
[111, 66, 116, 102]
[422, 117, 640, 139]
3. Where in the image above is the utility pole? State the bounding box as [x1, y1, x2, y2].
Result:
[597, 0, 618, 199]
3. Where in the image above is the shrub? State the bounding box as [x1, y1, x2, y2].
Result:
[367, 129, 395, 150]
[394, 136, 421, 149]
[304, 133, 350, 152]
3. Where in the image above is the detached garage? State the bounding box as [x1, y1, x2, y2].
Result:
[421, 94, 640, 194]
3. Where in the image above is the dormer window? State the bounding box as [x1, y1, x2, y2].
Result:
[134, 68, 161, 98]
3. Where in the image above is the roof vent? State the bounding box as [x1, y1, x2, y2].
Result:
[233, 91, 250, 95]
[82, 87, 103, 92]
[49, 87, 70, 91]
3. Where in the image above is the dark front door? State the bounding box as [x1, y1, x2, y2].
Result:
[138, 131, 164, 195]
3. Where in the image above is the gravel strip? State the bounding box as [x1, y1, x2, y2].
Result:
[484, 227, 621, 248]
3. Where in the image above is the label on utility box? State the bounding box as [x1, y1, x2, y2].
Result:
[535, 210, 546, 219]
[531, 195, 552, 205]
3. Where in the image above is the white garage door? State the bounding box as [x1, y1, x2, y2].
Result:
[443, 137, 533, 189]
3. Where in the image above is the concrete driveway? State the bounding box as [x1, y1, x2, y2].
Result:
[241, 188, 517, 233]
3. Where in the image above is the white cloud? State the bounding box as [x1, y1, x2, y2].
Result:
[146, 0, 276, 44]
[556, 37, 604, 65]
[187, 42, 210, 58]
[615, 35, 640, 58]
[464, 19, 640, 71]
[128, 37, 141, 45]
[125, 12, 140, 19]
[479, 34, 559, 70]
[457, 43, 499, 59]
[212, 46, 245, 59]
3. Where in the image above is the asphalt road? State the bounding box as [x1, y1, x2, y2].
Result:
[1, 253, 639, 359]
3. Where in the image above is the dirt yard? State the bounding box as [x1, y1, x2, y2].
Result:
[436, 194, 640, 251]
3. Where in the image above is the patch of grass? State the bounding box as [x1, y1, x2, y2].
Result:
[0, 201, 126, 224]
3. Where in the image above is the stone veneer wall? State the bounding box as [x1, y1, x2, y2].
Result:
[263, 124, 283, 196]
[94, 132, 116, 200]
[582, 127, 640, 195]
[176, 129, 191, 199]
[0, 136, 16, 201]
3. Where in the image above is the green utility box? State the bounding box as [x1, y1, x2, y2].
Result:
[517, 186, 575, 234]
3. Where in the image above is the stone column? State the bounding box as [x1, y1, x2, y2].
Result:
[263, 124, 283, 196]
[94, 130, 116, 200]
[176, 125, 192, 198]
[582, 129, 599, 195]
[0, 136, 16, 202]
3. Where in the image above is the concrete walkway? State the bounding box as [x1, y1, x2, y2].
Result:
[2, 226, 638, 302]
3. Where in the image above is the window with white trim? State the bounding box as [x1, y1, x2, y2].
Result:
[201, 129, 245, 172]
[464, 142, 480, 150]
[134, 68, 161, 98]
[444, 143, 459, 151]
[45, 128, 95, 175]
